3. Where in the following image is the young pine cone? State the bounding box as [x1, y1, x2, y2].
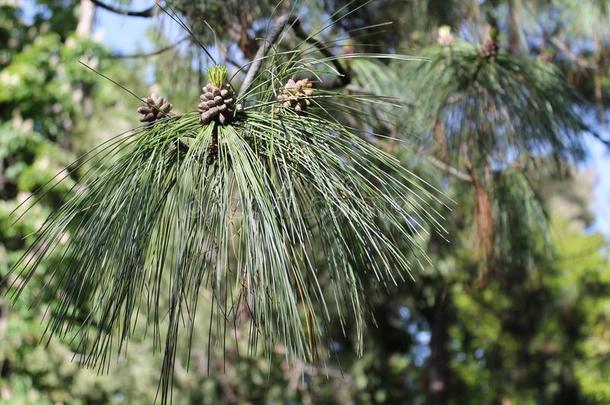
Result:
[480, 37, 499, 59]
[137, 95, 172, 123]
[277, 78, 314, 114]
[198, 83, 236, 125]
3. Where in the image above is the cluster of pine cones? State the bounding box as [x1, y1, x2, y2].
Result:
[277, 78, 314, 114]
[480, 37, 499, 59]
[198, 83, 236, 125]
[137, 95, 173, 123]
[137, 75, 317, 125]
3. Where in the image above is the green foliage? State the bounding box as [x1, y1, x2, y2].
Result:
[493, 169, 550, 271]
[553, 219, 610, 403]
[410, 41, 587, 167]
[2, 1, 610, 404]
[0, 32, 107, 146]
[9, 62, 444, 400]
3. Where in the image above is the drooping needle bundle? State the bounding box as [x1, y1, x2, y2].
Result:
[8, 57, 445, 402]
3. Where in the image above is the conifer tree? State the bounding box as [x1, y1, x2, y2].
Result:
[2, 1, 610, 403]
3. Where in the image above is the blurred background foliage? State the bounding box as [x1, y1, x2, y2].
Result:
[1, 0, 609, 404]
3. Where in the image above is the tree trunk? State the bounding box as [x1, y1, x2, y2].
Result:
[77, 0, 96, 37]
[427, 286, 451, 405]
[68, 0, 96, 150]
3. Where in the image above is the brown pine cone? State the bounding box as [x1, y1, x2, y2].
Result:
[480, 38, 499, 59]
[137, 95, 172, 123]
[277, 78, 314, 114]
[198, 83, 236, 125]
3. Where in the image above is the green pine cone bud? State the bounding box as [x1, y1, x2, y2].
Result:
[205, 65, 229, 88]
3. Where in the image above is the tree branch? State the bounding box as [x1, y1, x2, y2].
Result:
[107, 36, 189, 59]
[238, 14, 350, 96]
[548, 36, 597, 70]
[427, 156, 473, 182]
[90, 0, 157, 18]
[582, 122, 610, 148]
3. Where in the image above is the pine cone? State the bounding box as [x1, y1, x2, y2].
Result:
[198, 83, 236, 125]
[137, 95, 172, 123]
[480, 38, 499, 59]
[277, 78, 314, 114]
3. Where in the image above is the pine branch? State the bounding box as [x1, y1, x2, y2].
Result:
[89, 0, 157, 18]
[413, 43, 589, 165]
[239, 14, 350, 96]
